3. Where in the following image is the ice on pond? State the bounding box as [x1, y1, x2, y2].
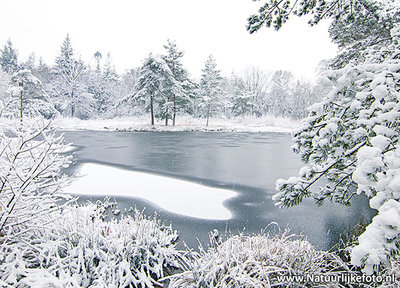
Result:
[63, 163, 236, 220]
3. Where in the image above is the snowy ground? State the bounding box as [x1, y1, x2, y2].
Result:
[62, 163, 237, 220]
[53, 115, 300, 133]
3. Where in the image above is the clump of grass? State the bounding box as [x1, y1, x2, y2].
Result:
[335, 217, 370, 263]
[166, 228, 354, 287]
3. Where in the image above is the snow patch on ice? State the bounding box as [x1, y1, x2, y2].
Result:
[62, 163, 236, 220]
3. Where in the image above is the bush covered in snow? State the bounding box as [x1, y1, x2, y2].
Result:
[167, 229, 353, 288]
[11, 201, 183, 287]
[1, 198, 184, 287]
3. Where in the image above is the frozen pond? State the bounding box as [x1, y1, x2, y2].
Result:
[63, 131, 375, 250]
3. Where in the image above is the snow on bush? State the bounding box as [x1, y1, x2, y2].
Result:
[17, 204, 180, 287]
[167, 229, 352, 287]
[2, 200, 184, 287]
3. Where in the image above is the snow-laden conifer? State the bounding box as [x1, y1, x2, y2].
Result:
[6, 69, 56, 120]
[227, 73, 257, 117]
[249, 0, 400, 275]
[52, 35, 95, 119]
[162, 40, 194, 125]
[124, 54, 178, 125]
[275, 24, 400, 273]
[198, 55, 228, 126]
[0, 40, 19, 74]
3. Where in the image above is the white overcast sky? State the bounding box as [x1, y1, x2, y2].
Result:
[0, 0, 337, 79]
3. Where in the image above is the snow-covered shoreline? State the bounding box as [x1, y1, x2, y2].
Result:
[53, 115, 300, 133]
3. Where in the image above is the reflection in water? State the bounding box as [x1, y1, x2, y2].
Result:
[63, 131, 376, 250]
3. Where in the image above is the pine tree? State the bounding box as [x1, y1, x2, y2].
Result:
[162, 40, 192, 125]
[198, 55, 225, 126]
[0, 40, 19, 74]
[93, 53, 119, 116]
[116, 68, 140, 116]
[53, 35, 94, 118]
[248, 0, 400, 273]
[327, 0, 394, 69]
[55, 34, 74, 73]
[21, 53, 36, 71]
[6, 69, 55, 121]
[127, 54, 175, 125]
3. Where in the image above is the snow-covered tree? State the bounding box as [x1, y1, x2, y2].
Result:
[0, 40, 19, 74]
[0, 119, 72, 287]
[162, 40, 193, 125]
[267, 70, 295, 117]
[0, 119, 71, 236]
[275, 28, 400, 273]
[116, 68, 140, 116]
[328, 0, 395, 69]
[249, 0, 400, 274]
[280, 78, 325, 120]
[52, 35, 95, 118]
[21, 53, 36, 71]
[124, 54, 176, 125]
[34, 57, 53, 84]
[6, 69, 55, 121]
[198, 55, 227, 126]
[227, 73, 256, 117]
[87, 53, 119, 117]
[242, 67, 269, 116]
[100, 53, 119, 115]
[0, 69, 10, 100]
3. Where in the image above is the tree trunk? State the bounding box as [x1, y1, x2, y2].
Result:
[171, 62, 176, 126]
[173, 94, 176, 126]
[20, 90, 23, 123]
[150, 94, 154, 125]
[165, 96, 169, 126]
[206, 105, 210, 127]
[70, 89, 75, 118]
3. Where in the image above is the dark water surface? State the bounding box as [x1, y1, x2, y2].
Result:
[63, 131, 375, 250]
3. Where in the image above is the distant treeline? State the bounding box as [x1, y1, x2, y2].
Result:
[0, 36, 329, 125]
